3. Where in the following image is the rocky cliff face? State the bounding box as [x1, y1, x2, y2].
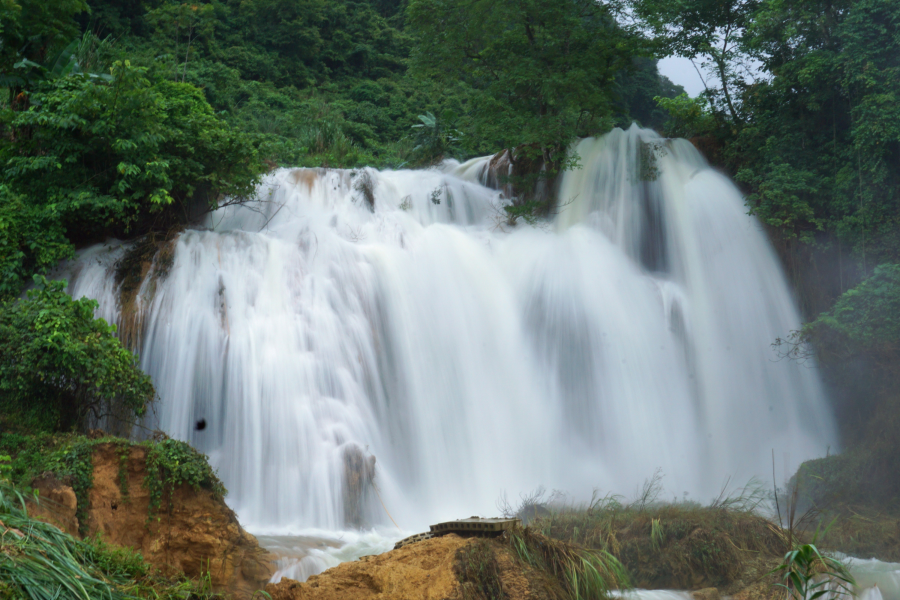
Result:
[30, 442, 273, 599]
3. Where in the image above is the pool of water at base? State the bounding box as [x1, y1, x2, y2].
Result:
[256, 529, 405, 582]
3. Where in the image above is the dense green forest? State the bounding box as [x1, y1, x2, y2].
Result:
[0, 0, 899, 512]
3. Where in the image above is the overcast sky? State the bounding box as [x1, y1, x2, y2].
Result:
[657, 56, 709, 97]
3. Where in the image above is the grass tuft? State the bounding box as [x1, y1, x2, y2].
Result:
[506, 526, 630, 600]
[0, 484, 221, 600]
[455, 538, 507, 600]
[514, 478, 784, 592]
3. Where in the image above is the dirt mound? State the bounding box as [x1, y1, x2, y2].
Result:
[31, 443, 273, 599]
[265, 533, 570, 600]
[267, 534, 465, 600]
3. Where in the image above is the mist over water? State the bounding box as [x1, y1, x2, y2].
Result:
[63, 125, 836, 536]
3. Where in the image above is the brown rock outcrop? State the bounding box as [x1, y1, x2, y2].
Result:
[266, 534, 467, 600]
[480, 145, 553, 204]
[31, 443, 273, 599]
[265, 532, 569, 600]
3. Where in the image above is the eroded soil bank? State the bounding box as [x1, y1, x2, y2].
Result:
[29, 442, 274, 598]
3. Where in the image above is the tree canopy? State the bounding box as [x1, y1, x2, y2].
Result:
[633, 0, 899, 317]
[1, 61, 263, 244]
[407, 0, 646, 165]
[0, 0, 88, 83]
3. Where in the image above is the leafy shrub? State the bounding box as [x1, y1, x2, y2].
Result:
[777, 262, 900, 391]
[0, 61, 264, 243]
[787, 264, 900, 440]
[503, 200, 545, 226]
[739, 163, 822, 242]
[0, 278, 155, 433]
[804, 264, 900, 352]
[0, 432, 68, 485]
[145, 438, 227, 523]
[408, 0, 642, 161]
[0, 185, 73, 301]
[784, 265, 900, 516]
[409, 111, 463, 165]
[0, 0, 88, 85]
[655, 94, 718, 139]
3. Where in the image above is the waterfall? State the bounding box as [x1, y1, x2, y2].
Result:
[61, 125, 837, 535]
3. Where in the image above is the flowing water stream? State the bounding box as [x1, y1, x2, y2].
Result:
[60, 125, 845, 585]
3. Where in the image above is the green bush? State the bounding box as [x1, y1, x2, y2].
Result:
[787, 265, 900, 514]
[0, 278, 155, 433]
[0, 61, 264, 243]
[0, 0, 88, 86]
[408, 111, 463, 166]
[0, 432, 67, 486]
[0, 186, 73, 301]
[804, 264, 900, 351]
[408, 0, 643, 162]
[655, 94, 718, 140]
[794, 263, 900, 435]
[145, 438, 227, 523]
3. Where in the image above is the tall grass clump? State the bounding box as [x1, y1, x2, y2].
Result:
[0, 485, 138, 599]
[455, 538, 507, 600]
[507, 475, 784, 591]
[507, 526, 630, 600]
[0, 485, 219, 599]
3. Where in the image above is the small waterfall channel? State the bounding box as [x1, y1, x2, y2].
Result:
[59, 125, 840, 582]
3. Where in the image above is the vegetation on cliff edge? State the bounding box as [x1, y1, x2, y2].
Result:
[0, 433, 225, 535]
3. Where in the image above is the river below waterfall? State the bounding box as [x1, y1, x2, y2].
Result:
[58, 125, 846, 586]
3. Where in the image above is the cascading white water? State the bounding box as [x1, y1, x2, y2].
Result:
[843, 555, 900, 600]
[62, 125, 837, 539]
